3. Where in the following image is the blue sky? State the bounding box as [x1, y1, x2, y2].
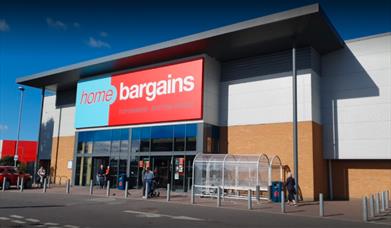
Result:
[0, 0, 390, 140]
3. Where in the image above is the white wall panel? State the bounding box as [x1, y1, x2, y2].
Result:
[220, 73, 315, 125]
[321, 33, 391, 159]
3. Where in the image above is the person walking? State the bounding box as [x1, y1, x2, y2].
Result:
[37, 166, 46, 188]
[285, 172, 297, 206]
[143, 167, 154, 199]
[105, 165, 111, 187]
[97, 164, 105, 189]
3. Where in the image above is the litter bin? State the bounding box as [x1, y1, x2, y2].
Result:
[270, 181, 284, 202]
[118, 174, 126, 190]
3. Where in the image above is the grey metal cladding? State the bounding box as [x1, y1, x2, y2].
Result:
[221, 47, 311, 82]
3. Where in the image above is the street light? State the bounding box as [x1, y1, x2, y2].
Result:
[14, 86, 25, 167]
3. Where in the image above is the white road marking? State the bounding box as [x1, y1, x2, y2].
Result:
[44, 222, 60, 226]
[123, 210, 204, 221]
[64, 225, 80, 228]
[10, 214, 24, 219]
[11, 219, 26, 224]
[25, 218, 41, 223]
[0, 217, 10, 220]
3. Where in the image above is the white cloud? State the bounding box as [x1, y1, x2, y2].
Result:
[99, 31, 108, 37]
[46, 17, 67, 30]
[87, 37, 111, 49]
[0, 124, 8, 131]
[73, 22, 80, 28]
[0, 19, 10, 32]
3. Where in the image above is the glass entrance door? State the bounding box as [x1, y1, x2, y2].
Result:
[152, 156, 171, 189]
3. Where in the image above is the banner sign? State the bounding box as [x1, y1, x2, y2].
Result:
[75, 58, 204, 128]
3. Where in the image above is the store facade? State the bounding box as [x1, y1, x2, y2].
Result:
[17, 4, 391, 200]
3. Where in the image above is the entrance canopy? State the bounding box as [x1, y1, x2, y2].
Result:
[17, 3, 344, 91]
[193, 154, 282, 198]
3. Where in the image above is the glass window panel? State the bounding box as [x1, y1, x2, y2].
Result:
[140, 127, 150, 152]
[186, 124, 197, 151]
[131, 128, 141, 153]
[94, 130, 112, 141]
[151, 126, 173, 151]
[174, 125, 185, 151]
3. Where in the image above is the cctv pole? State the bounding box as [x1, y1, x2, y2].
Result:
[292, 40, 299, 202]
[14, 86, 25, 167]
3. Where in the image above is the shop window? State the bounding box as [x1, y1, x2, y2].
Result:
[140, 127, 151, 152]
[131, 128, 141, 152]
[174, 125, 185, 151]
[186, 124, 197, 151]
[151, 125, 173, 151]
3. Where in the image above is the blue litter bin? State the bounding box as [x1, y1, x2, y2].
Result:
[270, 181, 284, 202]
[118, 174, 126, 190]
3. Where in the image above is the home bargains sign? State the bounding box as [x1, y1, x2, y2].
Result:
[75, 58, 203, 128]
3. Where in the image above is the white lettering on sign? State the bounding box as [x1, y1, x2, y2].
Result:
[119, 74, 195, 102]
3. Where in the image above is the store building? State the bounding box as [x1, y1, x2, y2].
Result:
[16, 4, 391, 200]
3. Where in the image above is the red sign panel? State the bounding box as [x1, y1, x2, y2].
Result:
[109, 58, 204, 126]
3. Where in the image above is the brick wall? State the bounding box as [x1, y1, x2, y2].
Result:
[50, 136, 75, 185]
[226, 121, 325, 200]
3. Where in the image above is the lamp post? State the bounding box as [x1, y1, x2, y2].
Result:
[14, 86, 25, 167]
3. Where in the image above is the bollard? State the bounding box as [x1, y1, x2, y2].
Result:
[255, 185, 260, 202]
[43, 178, 47, 193]
[381, 191, 386, 212]
[144, 181, 149, 199]
[375, 192, 380, 215]
[363, 196, 368, 222]
[2, 177, 6, 191]
[191, 185, 195, 204]
[66, 179, 70, 194]
[281, 191, 285, 213]
[369, 194, 375, 218]
[166, 184, 171, 201]
[247, 189, 252, 210]
[17, 176, 20, 189]
[89, 180, 93, 195]
[106, 180, 110, 197]
[20, 177, 24, 192]
[319, 193, 324, 217]
[124, 181, 129, 199]
[47, 177, 50, 188]
[386, 190, 390, 209]
[217, 187, 221, 207]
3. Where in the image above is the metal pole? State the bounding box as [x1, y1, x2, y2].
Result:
[375, 192, 380, 215]
[66, 179, 70, 194]
[328, 160, 333, 200]
[16, 176, 20, 189]
[106, 180, 110, 197]
[43, 178, 47, 193]
[191, 185, 195, 204]
[2, 177, 6, 191]
[369, 194, 375, 217]
[247, 189, 252, 210]
[89, 180, 93, 195]
[20, 177, 24, 192]
[125, 181, 129, 199]
[217, 187, 221, 207]
[281, 190, 285, 213]
[14, 86, 25, 167]
[319, 193, 324, 217]
[255, 185, 260, 202]
[33, 88, 45, 184]
[386, 190, 390, 209]
[292, 42, 299, 203]
[363, 196, 368, 222]
[381, 191, 386, 212]
[166, 184, 170, 201]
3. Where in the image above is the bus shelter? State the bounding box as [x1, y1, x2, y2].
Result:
[192, 153, 283, 200]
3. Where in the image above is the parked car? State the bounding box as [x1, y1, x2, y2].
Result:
[0, 166, 32, 190]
